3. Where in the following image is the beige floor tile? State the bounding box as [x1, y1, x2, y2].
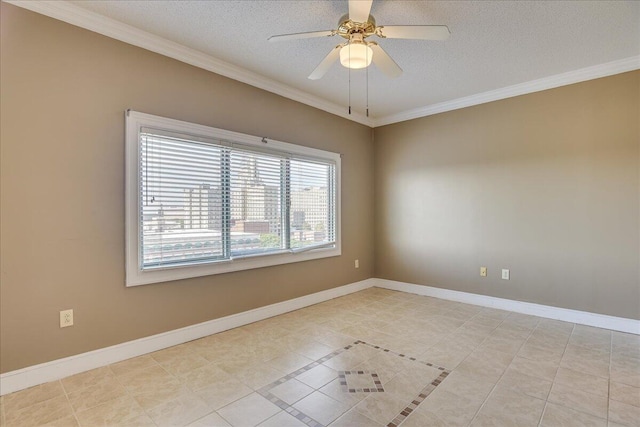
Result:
[569, 334, 611, 351]
[216, 357, 262, 376]
[400, 409, 450, 427]
[41, 415, 80, 427]
[133, 382, 193, 411]
[612, 331, 640, 347]
[109, 355, 158, 376]
[117, 364, 181, 395]
[197, 343, 244, 363]
[353, 392, 407, 425]
[60, 367, 114, 394]
[381, 371, 429, 402]
[3, 381, 65, 414]
[507, 355, 559, 381]
[610, 381, 640, 408]
[313, 332, 356, 349]
[150, 343, 194, 364]
[435, 370, 494, 405]
[564, 344, 611, 362]
[269, 379, 314, 405]
[497, 370, 552, 400]
[158, 353, 210, 376]
[195, 376, 253, 410]
[3, 290, 631, 427]
[548, 382, 608, 419]
[319, 378, 369, 407]
[218, 393, 280, 426]
[293, 391, 350, 425]
[329, 408, 382, 426]
[180, 363, 232, 391]
[537, 319, 574, 334]
[267, 353, 313, 374]
[540, 402, 607, 427]
[416, 387, 484, 425]
[67, 376, 127, 412]
[560, 354, 610, 379]
[75, 396, 154, 426]
[612, 345, 640, 362]
[609, 399, 640, 427]
[323, 350, 368, 371]
[188, 412, 232, 426]
[610, 355, 640, 388]
[353, 352, 404, 380]
[295, 364, 338, 389]
[471, 387, 545, 427]
[291, 340, 335, 360]
[233, 364, 287, 390]
[257, 411, 307, 427]
[554, 367, 609, 397]
[212, 328, 254, 344]
[4, 394, 73, 427]
[146, 394, 213, 426]
[419, 340, 475, 369]
[455, 349, 511, 384]
[480, 335, 526, 355]
[518, 343, 564, 364]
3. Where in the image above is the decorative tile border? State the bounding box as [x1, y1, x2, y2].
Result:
[338, 370, 384, 393]
[257, 340, 451, 427]
[387, 370, 450, 427]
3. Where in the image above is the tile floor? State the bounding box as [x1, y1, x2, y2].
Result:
[1, 288, 639, 427]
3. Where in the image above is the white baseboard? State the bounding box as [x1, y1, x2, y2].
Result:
[3, 277, 638, 396]
[373, 279, 640, 335]
[0, 278, 375, 396]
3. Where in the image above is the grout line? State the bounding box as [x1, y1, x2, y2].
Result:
[466, 313, 544, 426]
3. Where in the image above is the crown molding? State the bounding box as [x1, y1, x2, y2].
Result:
[373, 55, 640, 127]
[6, 1, 639, 129]
[5, 0, 374, 127]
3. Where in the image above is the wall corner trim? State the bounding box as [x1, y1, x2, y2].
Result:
[0, 279, 375, 396]
[5, 1, 638, 128]
[4, 0, 374, 128]
[373, 278, 640, 335]
[372, 55, 640, 126]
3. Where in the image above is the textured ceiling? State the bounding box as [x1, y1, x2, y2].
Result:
[64, 1, 640, 121]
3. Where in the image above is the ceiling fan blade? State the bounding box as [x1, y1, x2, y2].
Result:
[269, 30, 334, 42]
[349, 0, 373, 23]
[377, 25, 450, 40]
[370, 43, 402, 78]
[308, 45, 342, 80]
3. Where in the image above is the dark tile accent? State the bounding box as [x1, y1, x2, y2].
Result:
[257, 339, 451, 427]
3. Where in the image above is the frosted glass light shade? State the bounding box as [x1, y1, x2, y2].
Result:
[339, 43, 373, 69]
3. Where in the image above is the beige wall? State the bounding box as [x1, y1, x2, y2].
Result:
[0, 4, 375, 373]
[2, 3, 639, 375]
[375, 71, 640, 320]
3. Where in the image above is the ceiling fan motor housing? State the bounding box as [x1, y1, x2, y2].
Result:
[337, 13, 377, 40]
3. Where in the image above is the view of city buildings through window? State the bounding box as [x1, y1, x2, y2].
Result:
[140, 133, 334, 269]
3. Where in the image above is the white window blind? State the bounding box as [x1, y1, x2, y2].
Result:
[126, 111, 341, 285]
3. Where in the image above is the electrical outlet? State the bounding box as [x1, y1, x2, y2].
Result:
[355, 259, 359, 269]
[502, 269, 510, 280]
[480, 267, 487, 277]
[60, 309, 73, 328]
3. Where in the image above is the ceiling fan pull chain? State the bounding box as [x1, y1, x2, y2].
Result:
[366, 45, 369, 117]
[348, 43, 352, 115]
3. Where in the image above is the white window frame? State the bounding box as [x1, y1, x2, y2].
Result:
[125, 111, 341, 286]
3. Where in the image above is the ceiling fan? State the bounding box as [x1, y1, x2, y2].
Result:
[268, 0, 450, 80]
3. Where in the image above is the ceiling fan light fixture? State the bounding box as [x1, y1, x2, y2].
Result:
[339, 42, 373, 69]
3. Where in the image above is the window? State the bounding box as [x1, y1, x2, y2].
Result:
[125, 111, 340, 286]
